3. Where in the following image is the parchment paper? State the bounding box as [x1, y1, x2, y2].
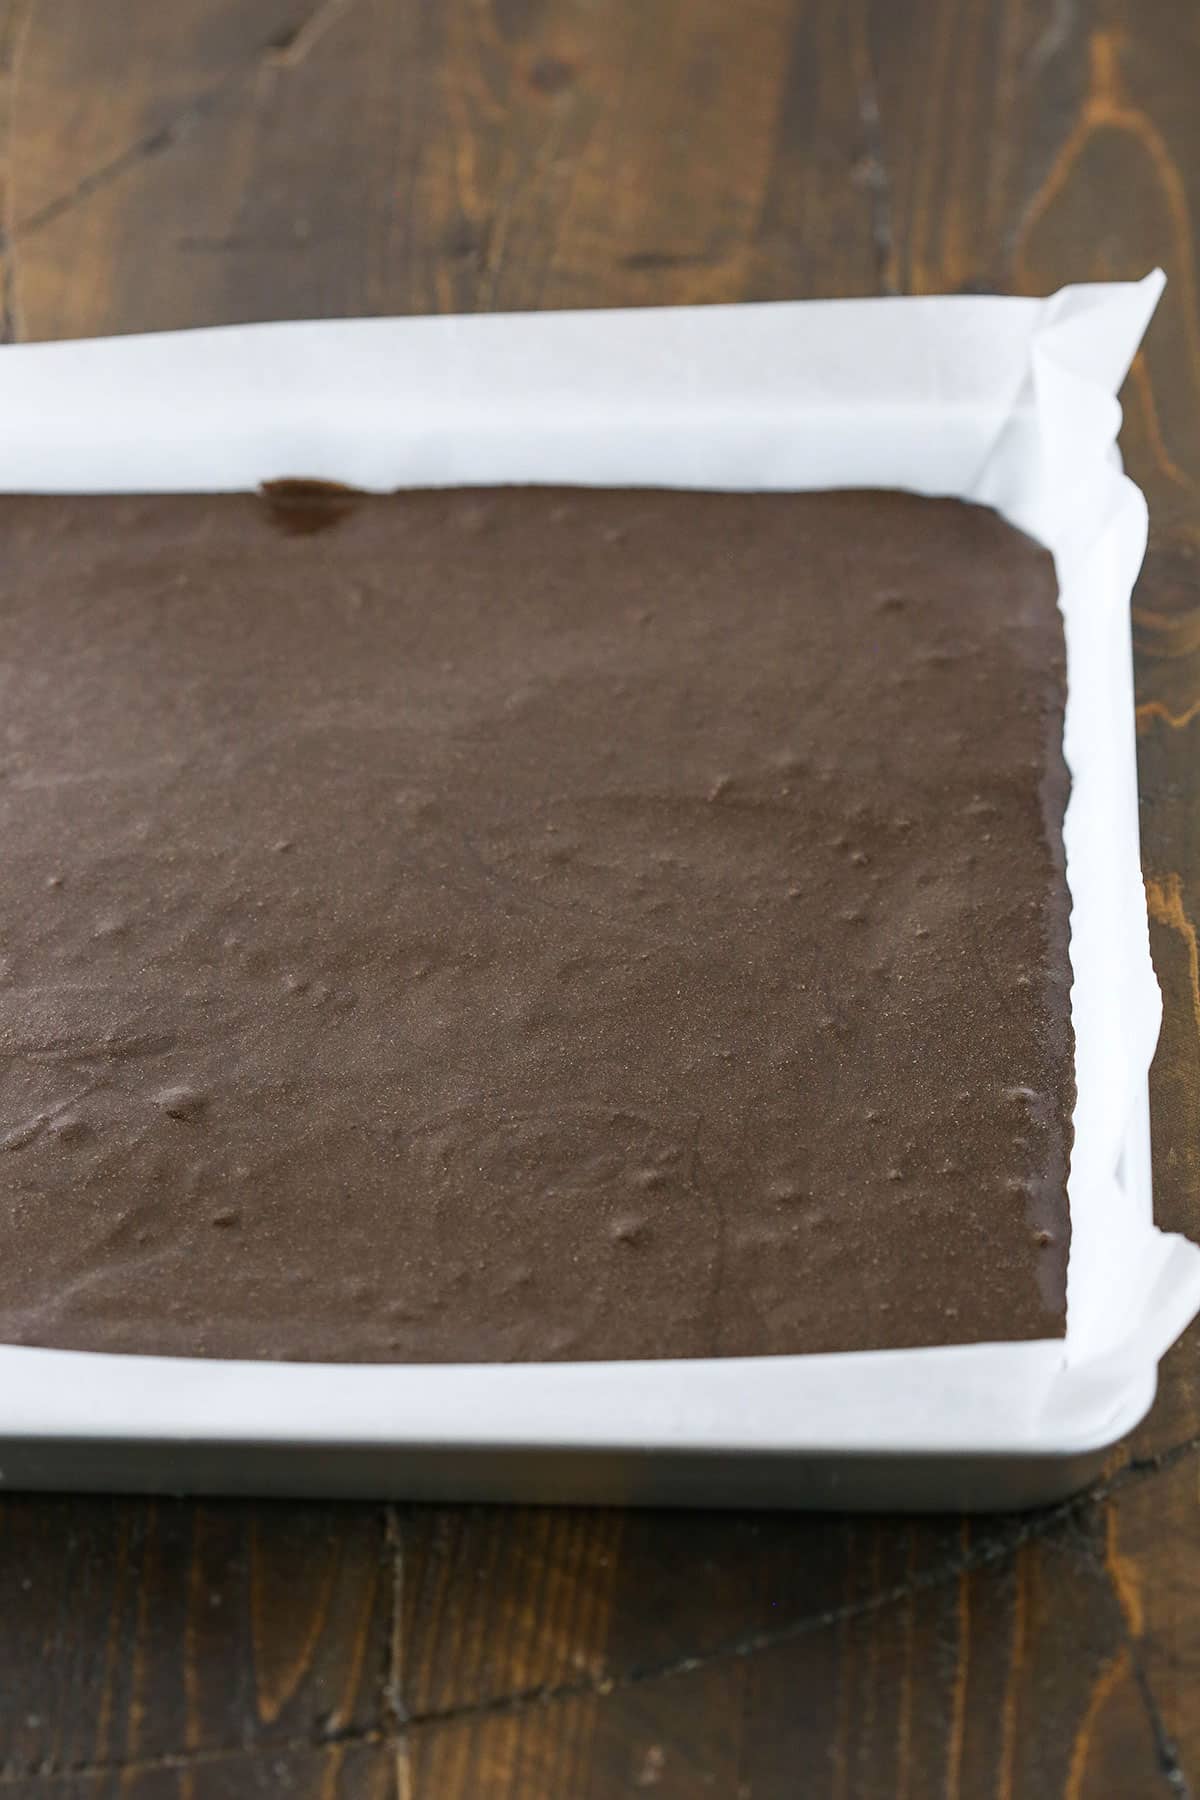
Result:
[0, 273, 1196, 1460]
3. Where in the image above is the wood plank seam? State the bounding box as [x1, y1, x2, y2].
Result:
[1096, 1441, 1200, 1794]
[1041, 1503, 1190, 1800]
[392, 1436, 1200, 1742]
[384, 1502, 407, 1732]
[0, 0, 36, 341]
[1102, 1471, 1196, 1798]
[9, 0, 355, 246]
[8, 1445, 1195, 1787]
[1120, 1636, 1192, 1799]
[0, 1729, 396, 1790]
[847, 0, 898, 294]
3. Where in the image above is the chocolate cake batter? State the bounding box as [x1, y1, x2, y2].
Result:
[0, 487, 1072, 1361]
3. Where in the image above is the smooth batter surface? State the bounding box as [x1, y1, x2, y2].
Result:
[0, 488, 1072, 1361]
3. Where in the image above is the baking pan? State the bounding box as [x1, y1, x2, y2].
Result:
[1, 277, 1197, 1508]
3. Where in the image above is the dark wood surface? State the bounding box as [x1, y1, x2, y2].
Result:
[0, 2, 1197, 1794]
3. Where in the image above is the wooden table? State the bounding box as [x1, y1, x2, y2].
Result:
[0, 3, 1197, 1795]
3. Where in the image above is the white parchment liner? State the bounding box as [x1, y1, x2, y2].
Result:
[0, 273, 1196, 1461]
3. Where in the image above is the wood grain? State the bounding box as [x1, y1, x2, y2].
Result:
[403, 1497, 1172, 1799]
[0, 1499, 393, 1783]
[1106, 1447, 1200, 1779]
[0, 1, 1197, 1796]
[8, 1742, 399, 1799]
[5, 0, 881, 335]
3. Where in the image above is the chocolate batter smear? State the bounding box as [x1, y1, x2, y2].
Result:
[0, 488, 1073, 1361]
